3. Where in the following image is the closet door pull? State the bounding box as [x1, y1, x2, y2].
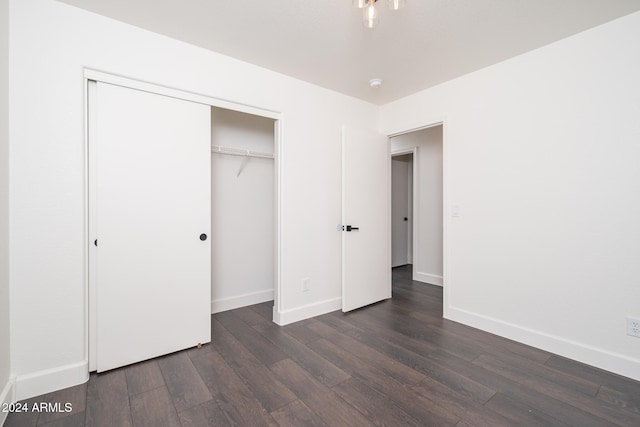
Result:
[199, 234, 208, 241]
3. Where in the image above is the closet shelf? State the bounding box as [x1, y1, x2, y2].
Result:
[211, 145, 274, 159]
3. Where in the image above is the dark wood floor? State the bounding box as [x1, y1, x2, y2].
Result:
[6, 265, 640, 426]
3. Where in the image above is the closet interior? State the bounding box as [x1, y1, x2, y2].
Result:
[210, 107, 275, 313]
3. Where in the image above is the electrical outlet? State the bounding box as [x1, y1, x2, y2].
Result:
[302, 278, 310, 292]
[627, 317, 640, 338]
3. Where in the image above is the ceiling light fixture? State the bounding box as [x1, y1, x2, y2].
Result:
[353, 0, 406, 29]
[369, 78, 383, 89]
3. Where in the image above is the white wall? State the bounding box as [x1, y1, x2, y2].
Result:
[211, 107, 274, 313]
[391, 127, 443, 285]
[381, 11, 640, 380]
[8, 0, 377, 399]
[0, 0, 13, 420]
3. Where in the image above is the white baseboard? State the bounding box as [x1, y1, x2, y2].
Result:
[273, 297, 342, 326]
[1, 376, 16, 426]
[211, 289, 273, 314]
[446, 306, 640, 382]
[14, 360, 89, 401]
[413, 271, 443, 286]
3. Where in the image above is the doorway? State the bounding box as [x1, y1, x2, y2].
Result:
[85, 70, 282, 372]
[390, 125, 443, 286]
[391, 153, 413, 268]
[210, 107, 275, 313]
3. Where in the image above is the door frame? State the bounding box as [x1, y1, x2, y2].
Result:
[385, 120, 448, 317]
[390, 148, 417, 269]
[83, 69, 284, 370]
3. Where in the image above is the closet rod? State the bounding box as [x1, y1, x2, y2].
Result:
[211, 145, 274, 159]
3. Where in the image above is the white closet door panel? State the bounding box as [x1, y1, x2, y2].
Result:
[342, 126, 391, 312]
[95, 82, 211, 372]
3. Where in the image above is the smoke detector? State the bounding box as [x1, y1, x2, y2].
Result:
[369, 78, 383, 89]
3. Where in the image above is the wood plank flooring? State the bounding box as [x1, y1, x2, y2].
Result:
[5, 265, 640, 426]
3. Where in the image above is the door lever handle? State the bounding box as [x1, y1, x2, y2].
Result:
[343, 225, 359, 232]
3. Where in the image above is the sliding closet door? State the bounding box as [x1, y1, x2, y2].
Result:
[93, 82, 211, 372]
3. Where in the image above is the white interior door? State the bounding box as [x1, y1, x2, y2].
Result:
[91, 81, 211, 372]
[391, 157, 410, 267]
[342, 126, 391, 312]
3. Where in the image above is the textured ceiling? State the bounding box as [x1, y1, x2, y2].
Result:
[57, 0, 640, 104]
